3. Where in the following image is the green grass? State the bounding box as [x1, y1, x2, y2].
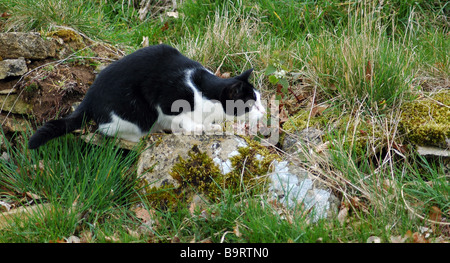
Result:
[0, 130, 142, 242]
[0, 0, 449, 243]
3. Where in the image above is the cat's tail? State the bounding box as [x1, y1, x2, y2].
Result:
[28, 106, 89, 149]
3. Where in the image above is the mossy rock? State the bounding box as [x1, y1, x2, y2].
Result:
[47, 29, 84, 45]
[281, 108, 385, 158]
[400, 90, 449, 147]
[138, 134, 280, 210]
[282, 109, 328, 133]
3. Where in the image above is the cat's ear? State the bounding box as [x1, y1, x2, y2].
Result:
[237, 68, 253, 81]
[221, 82, 243, 101]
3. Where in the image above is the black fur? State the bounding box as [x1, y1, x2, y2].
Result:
[28, 44, 256, 149]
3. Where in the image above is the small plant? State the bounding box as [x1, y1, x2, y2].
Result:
[265, 55, 290, 98]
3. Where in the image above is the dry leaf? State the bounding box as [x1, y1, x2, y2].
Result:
[429, 206, 442, 223]
[0, 201, 11, 212]
[104, 235, 120, 243]
[26, 192, 42, 200]
[65, 236, 81, 243]
[166, 11, 179, 18]
[79, 231, 93, 243]
[127, 227, 140, 239]
[133, 207, 153, 223]
[366, 236, 381, 243]
[337, 205, 349, 225]
[412, 232, 429, 243]
[233, 224, 241, 238]
[389, 235, 408, 243]
[310, 105, 327, 118]
[141, 36, 149, 47]
[171, 235, 181, 243]
[315, 141, 330, 154]
[199, 238, 213, 243]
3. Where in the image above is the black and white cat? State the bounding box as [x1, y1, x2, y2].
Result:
[28, 44, 265, 149]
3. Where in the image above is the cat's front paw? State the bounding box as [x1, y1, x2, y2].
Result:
[180, 123, 204, 135]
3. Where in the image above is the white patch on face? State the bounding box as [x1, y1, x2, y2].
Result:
[248, 90, 266, 122]
[98, 112, 145, 142]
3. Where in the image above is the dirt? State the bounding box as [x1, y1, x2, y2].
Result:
[0, 61, 94, 131]
[0, 37, 123, 135]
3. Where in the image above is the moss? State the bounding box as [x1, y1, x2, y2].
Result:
[170, 145, 223, 201]
[143, 184, 184, 211]
[47, 29, 83, 43]
[399, 90, 450, 147]
[282, 109, 328, 133]
[224, 137, 280, 195]
[143, 138, 280, 211]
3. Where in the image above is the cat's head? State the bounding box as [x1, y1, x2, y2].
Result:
[220, 69, 266, 120]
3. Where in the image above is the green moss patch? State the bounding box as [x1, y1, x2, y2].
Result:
[400, 91, 450, 147]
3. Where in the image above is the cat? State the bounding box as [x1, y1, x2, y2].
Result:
[28, 44, 265, 149]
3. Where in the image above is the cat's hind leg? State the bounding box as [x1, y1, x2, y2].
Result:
[98, 113, 144, 142]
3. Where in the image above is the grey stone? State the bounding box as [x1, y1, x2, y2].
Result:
[0, 57, 27, 79]
[137, 134, 248, 188]
[0, 92, 32, 114]
[0, 32, 56, 60]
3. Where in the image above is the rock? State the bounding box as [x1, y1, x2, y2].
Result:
[0, 152, 10, 162]
[0, 92, 33, 115]
[417, 146, 449, 158]
[1, 115, 31, 132]
[268, 160, 339, 222]
[0, 57, 28, 80]
[137, 134, 248, 188]
[0, 32, 56, 60]
[137, 133, 339, 221]
[80, 133, 138, 150]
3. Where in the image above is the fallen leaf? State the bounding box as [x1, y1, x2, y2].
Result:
[79, 231, 93, 243]
[166, 11, 179, 18]
[65, 236, 81, 243]
[233, 224, 241, 238]
[200, 238, 213, 243]
[0, 201, 11, 212]
[26, 192, 42, 200]
[104, 235, 120, 243]
[429, 206, 442, 223]
[337, 205, 349, 225]
[161, 22, 169, 32]
[127, 227, 140, 239]
[49, 238, 66, 243]
[171, 235, 180, 243]
[366, 236, 381, 243]
[310, 105, 327, 118]
[315, 141, 330, 154]
[141, 36, 149, 47]
[133, 207, 153, 223]
[412, 232, 429, 243]
[389, 235, 408, 243]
